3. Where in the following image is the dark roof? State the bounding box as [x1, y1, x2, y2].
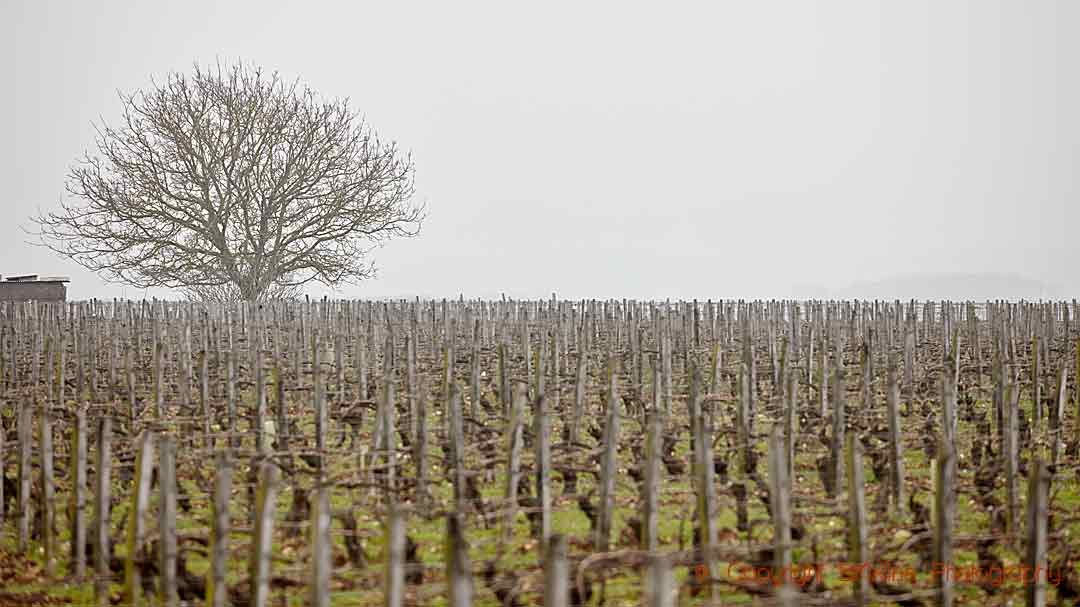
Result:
[1, 274, 70, 283]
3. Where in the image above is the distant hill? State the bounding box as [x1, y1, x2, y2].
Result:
[795, 273, 1068, 301]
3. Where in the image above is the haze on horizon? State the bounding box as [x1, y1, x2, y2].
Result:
[3, 1, 1077, 302]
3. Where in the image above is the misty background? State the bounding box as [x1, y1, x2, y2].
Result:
[3, 1, 1077, 301]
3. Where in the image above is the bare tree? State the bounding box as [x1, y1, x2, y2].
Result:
[33, 61, 424, 301]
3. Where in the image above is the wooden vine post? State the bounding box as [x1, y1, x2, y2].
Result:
[934, 439, 956, 607]
[770, 425, 795, 607]
[124, 431, 156, 606]
[846, 434, 868, 607]
[159, 436, 179, 607]
[384, 505, 405, 607]
[1024, 460, 1050, 607]
[445, 513, 474, 607]
[595, 356, 620, 553]
[250, 462, 281, 607]
[94, 417, 113, 607]
[543, 534, 568, 607]
[310, 484, 331, 607]
[207, 452, 233, 607]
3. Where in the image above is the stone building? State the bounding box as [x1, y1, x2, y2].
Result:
[0, 274, 69, 302]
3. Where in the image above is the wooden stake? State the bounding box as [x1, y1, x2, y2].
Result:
[1025, 460, 1050, 607]
[158, 436, 178, 607]
[207, 452, 232, 607]
[94, 417, 112, 607]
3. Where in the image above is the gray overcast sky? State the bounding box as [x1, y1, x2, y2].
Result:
[3, 1, 1077, 300]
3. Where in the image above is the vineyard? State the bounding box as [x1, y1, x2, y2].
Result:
[0, 298, 1077, 607]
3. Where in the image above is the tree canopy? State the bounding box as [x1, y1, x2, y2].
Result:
[35, 61, 424, 301]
